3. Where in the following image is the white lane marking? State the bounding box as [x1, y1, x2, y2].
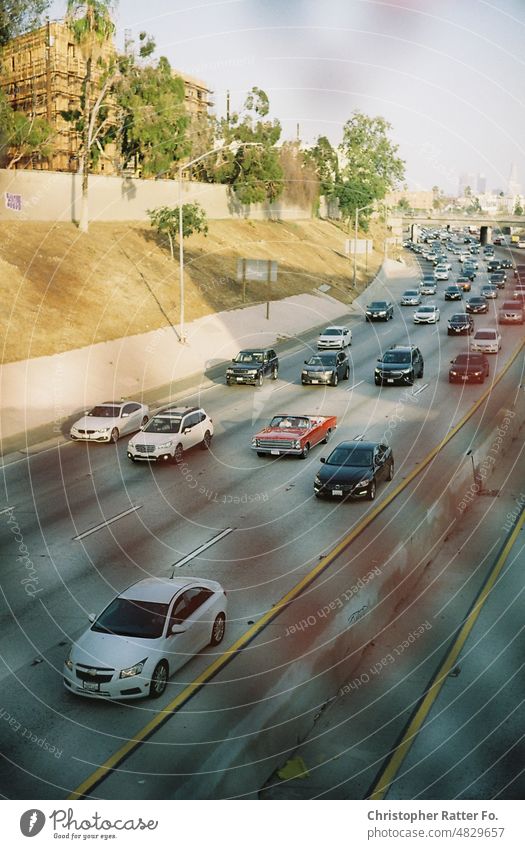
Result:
[0, 506, 16, 515]
[0, 440, 73, 469]
[170, 528, 234, 573]
[73, 505, 142, 541]
[346, 380, 365, 392]
[412, 383, 429, 397]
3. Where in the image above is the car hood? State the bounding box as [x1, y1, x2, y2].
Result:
[367, 306, 388, 312]
[256, 426, 307, 439]
[71, 628, 160, 669]
[228, 362, 262, 371]
[72, 415, 117, 430]
[450, 361, 483, 374]
[130, 431, 177, 446]
[318, 335, 343, 343]
[303, 363, 336, 372]
[318, 463, 373, 486]
[448, 319, 469, 326]
[377, 361, 411, 371]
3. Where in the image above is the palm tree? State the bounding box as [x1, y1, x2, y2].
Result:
[66, 1, 116, 232]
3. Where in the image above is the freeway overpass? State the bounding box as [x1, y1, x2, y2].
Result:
[399, 212, 525, 229]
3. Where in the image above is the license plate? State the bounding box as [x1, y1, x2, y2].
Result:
[461, 375, 468, 380]
[236, 377, 243, 382]
[271, 449, 280, 456]
[332, 489, 343, 496]
[83, 680, 99, 692]
[311, 379, 319, 384]
[387, 378, 394, 384]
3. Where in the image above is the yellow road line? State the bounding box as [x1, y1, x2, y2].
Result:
[69, 339, 525, 800]
[368, 503, 525, 801]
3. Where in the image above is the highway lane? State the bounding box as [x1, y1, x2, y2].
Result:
[0, 241, 523, 797]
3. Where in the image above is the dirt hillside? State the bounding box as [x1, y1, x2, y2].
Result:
[0, 217, 388, 363]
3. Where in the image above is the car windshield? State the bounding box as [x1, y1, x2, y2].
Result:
[455, 354, 483, 365]
[502, 303, 519, 310]
[475, 331, 496, 339]
[88, 405, 120, 418]
[306, 355, 336, 366]
[270, 416, 310, 429]
[451, 314, 468, 321]
[369, 302, 387, 308]
[92, 598, 169, 638]
[322, 328, 342, 336]
[234, 351, 264, 363]
[382, 350, 411, 363]
[469, 298, 485, 304]
[418, 307, 435, 313]
[327, 446, 373, 467]
[404, 291, 418, 297]
[144, 416, 181, 434]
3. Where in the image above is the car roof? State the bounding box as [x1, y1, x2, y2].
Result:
[475, 327, 497, 333]
[101, 401, 124, 405]
[157, 405, 198, 417]
[321, 325, 348, 331]
[120, 578, 195, 603]
[335, 440, 385, 451]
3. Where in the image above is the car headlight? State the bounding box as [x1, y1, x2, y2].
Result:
[97, 427, 111, 433]
[450, 370, 457, 376]
[119, 659, 147, 679]
[401, 368, 412, 374]
[293, 440, 301, 449]
[246, 369, 257, 376]
[473, 370, 482, 376]
[64, 649, 73, 671]
[226, 368, 233, 374]
[314, 475, 321, 486]
[378, 311, 386, 316]
[301, 370, 308, 376]
[157, 441, 173, 450]
[374, 368, 381, 374]
[356, 478, 371, 488]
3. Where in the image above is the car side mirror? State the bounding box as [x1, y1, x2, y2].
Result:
[88, 613, 96, 623]
[170, 623, 186, 634]
[304, 360, 308, 364]
[121, 412, 130, 418]
[377, 357, 381, 362]
[320, 458, 326, 464]
[184, 427, 191, 434]
[231, 358, 236, 362]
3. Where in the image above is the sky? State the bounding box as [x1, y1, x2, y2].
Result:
[48, 0, 525, 195]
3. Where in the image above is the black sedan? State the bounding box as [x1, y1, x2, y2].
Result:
[314, 441, 394, 501]
[365, 300, 394, 321]
[449, 353, 489, 384]
[487, 259, 501, 272]
[462, 265, 477, 281]
[500, 258, 513, 269]
[301, 351, 350, 386]
[444, 286, 463, 301]
[489, 272, 506, 289]
[447, 313, 474, 335]
[466, 296, 489, 314]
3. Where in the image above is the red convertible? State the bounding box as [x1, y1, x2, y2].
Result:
[251, 414, 337, 459]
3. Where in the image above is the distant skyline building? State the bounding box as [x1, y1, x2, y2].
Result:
[508, 163, 521, 197]
[458, 172, 476, 197]
[476, 173, 486, 194]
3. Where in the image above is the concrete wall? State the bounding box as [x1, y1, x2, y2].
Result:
[0, 169, 312, 223]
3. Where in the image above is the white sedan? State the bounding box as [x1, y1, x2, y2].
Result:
[471, 328, 502, 354]
[70, 401, 149, 443]
[64, 577, 227, 700]
[317, 325, 352, 349]
[413, 304, 440, 324]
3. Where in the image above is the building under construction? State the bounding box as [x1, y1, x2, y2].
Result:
[0, 20, 213, 174]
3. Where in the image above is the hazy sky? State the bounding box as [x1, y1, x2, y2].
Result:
[48, 0, 525, 194]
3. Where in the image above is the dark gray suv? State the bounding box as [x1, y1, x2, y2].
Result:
[375, 345, 424, 386]
[226, 348, 278, 386]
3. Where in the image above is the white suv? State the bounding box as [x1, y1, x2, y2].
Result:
[127, 406, 213, 463]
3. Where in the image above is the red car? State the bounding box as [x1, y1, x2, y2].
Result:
[251, 414, 337, 459]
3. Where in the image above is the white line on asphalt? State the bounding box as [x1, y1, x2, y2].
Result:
[412, 383, 429, 396]
[0, 506, 16, 515]
[170, 528, 234, 573]
[346, 379, 364, 392]
[73, 505, 142, 541]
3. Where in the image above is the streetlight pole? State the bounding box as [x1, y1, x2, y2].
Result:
[177, 141, 263, 344]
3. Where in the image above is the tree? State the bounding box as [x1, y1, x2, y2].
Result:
[336, 111, 405, 225]
[117, 55, 190, 178]
[0, 0, 50, 45]
[0, 87, 53, 167]
[279, 141, 318, 209]
[66, 0, 117, 232]
[397, 197, 410, 211]
[148, 203, 208, 260]
[214, 87, 283, 205]
[513, 200, 523, 216]
[304, 135, 339, 198]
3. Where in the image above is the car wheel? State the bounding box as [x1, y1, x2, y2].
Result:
[272, 366, 278, 380]
[149, 661, 168, 698]
[129, 455, 136, 463]
[174, 443, 184, 463]
[332, 372, 339, 387]
[300, 442, 310, 460]
[322, 429, 332, 445]
[419, 366, 424, 378]
[257, 451, 266, 458]
[201, 430, 212, 450]
[140, 416, 148, 428]
[374, 377, 381, 386]
[387, 461, 394, 481]
[447, 329, 452, 335]
[210, 613, 226, 646]
[344, 367, 350, 380]
[408, 371, 415, 385]
[257, 372, 264, 387]
[110, 428, 119, 443]
[368, 478, 376, 501]
[226, 377, 232, 385]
